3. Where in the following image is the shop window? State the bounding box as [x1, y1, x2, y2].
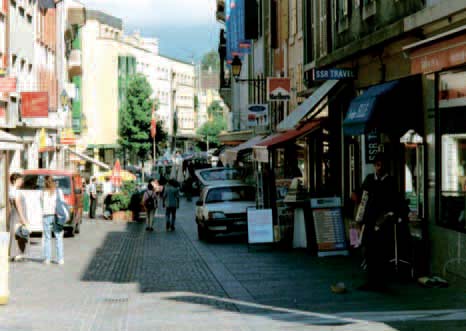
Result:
[439, 70, 466, 233]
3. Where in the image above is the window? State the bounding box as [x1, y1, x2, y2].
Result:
[206, 186, 255, 203]
[27, 14, 32, 24]
[19, 6, 24, 17]
[23, 175, 72, 195]
[290, 0, 297, 36]
[319, 0, 328, 56]
[439, 69, 466, 233]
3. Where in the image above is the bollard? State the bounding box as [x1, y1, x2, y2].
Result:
[0, 232, 9, 305]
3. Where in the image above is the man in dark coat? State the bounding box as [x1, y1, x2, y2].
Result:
[358, 153, 397, 291]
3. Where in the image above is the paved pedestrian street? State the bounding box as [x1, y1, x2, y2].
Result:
[2, 200, 466, 331]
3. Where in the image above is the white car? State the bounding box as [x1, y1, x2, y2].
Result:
[195, 184, 256, 240]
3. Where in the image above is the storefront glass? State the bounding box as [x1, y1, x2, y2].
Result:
[439, 68, 466, 233]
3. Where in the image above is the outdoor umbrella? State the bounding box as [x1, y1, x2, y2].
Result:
[111, 160, 122, 189]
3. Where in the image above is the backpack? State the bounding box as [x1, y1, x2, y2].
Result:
[144, 191, 156, 210]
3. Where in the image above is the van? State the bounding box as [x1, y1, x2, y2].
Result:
[22, 170, 84, 235]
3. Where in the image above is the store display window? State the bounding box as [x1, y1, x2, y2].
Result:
[439, 69, 466, 233]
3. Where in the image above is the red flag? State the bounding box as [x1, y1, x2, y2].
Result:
[150, 106, 157, 139]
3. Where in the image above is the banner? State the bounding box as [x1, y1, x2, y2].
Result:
[21, 92, 49, 118]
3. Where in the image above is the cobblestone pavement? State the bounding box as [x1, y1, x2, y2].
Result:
[1, 199, 465, 331]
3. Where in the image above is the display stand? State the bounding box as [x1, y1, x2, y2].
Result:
[293, 208, 307, 248]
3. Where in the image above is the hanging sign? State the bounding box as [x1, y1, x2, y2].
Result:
[365, 129, 381, 164]
[267, 78, 291, 101]
[0, 78, 17, 93]
[311, 197, 349, 257]
[312, 68, 355, 81]
[21, 92, 49, 118]
[247, 104, 268, 127]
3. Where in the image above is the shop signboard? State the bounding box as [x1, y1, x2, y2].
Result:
[365, 129, 381, 164]
[312, 68, 355, 81]
[247, 104, 268, 127]
[310, 197, 349, 257]
[247, 208, 274, 244]
[21, 92, 49, 118]
[0, 78, 16, 93]
[267, 78, 291, 101]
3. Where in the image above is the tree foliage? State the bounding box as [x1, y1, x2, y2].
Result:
[207, 100, 223, 118]
[197, 115, 226, 146]
[201, 50, 220, 71]
[119, 74, 153, 160]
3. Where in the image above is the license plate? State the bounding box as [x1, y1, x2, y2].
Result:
[209, 226, 227, 231]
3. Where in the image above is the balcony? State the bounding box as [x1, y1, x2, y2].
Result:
[68, 49, 82, 77]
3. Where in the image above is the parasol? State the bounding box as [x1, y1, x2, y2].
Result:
[111, 160, 122, 188]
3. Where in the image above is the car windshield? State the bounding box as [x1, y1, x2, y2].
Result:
[22, 175, 72, 195]
[206, 186, 255, 203]
[199, 168, 241, 182]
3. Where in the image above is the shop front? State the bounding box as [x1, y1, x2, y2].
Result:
[405, 29, 466, 281]
[342, 76, 426, 275]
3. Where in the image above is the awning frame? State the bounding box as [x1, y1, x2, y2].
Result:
[64, 147, 111, 170]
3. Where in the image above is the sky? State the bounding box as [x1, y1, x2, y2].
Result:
[81, 0, 220, 62]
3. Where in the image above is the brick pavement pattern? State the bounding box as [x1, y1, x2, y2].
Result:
[1, 199, 465, 331]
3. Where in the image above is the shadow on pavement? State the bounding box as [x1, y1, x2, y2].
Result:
[79, 212, 466, 331]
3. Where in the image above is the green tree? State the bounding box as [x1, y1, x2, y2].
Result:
[197, 115, 226, 150]
[119, 74, 153, 164]
[207, 100, 223, 119]
[201, 50, 220, 71]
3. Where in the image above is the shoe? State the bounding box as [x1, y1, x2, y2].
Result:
[13, 255, 24, 262]
[57, 259, 65, 265]
[166, 223, 170, 231]
[171, 225, 175, 231]
[43, 259, 51, 265]
[150, 227, 155, 232]
[146, 227, 151, 232]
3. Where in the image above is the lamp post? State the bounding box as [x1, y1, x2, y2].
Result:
[231, 56, 266, 103]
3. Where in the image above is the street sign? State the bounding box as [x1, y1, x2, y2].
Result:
[365, 129, 381, 164]
[267, 77, 291, 100]
[247, 104, 268, 127]
[312, 68, 355, 81]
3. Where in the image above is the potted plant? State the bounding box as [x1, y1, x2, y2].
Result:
[108, 181, 136, 221]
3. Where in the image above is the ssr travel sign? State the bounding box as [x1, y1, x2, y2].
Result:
[313, 68, 355, 81]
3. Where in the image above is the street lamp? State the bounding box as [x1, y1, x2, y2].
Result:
[231, 56, 266, 85]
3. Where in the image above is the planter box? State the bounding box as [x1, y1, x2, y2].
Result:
[111, 211, 133, 222]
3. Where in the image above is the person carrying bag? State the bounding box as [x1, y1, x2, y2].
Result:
[41, 176, 69, 265]
[143, 180, 158, 232]
[9, 173, 29, 262]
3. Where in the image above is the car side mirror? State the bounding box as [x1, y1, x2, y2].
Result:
[196, 200, 203, 207]
[75, 188, 82, 194]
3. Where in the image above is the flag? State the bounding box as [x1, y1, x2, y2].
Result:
[150, 105, 157, 139]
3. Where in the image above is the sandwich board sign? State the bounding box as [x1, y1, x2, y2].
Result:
[267, 78, 291, 101]
[310, 197, 349, 257]
[247, 208, 274, 244]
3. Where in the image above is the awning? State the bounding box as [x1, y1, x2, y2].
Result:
[224, 136, 265, 164]
[64, 147, 111, 170]
[254, 120, 322, 163]
[277, 80, 340, 131]
[0, 130, 23, 151]
[258, 120, 321, 148]
[343, 80, 400, 136]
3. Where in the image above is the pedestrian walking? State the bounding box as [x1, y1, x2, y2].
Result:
[89, 177, 97, 219]
[102, 177, 113, 219]
[41, 176, 67, 265]
[163, 179, 180, 232]
[357, 153, 397, 291]
[143, 179, 158, 232]
[8, 173, 29, 262]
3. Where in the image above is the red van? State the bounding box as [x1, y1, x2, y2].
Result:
[22, 170, 84, 235]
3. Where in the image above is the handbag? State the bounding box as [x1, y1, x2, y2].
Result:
[55, 189, 70, 226]
[15, 224, 30, 240]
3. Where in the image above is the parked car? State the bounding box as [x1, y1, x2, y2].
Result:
[194, 167, 242, 190]
[195, 184, 256, 240]
[22, 170, 84, 235]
